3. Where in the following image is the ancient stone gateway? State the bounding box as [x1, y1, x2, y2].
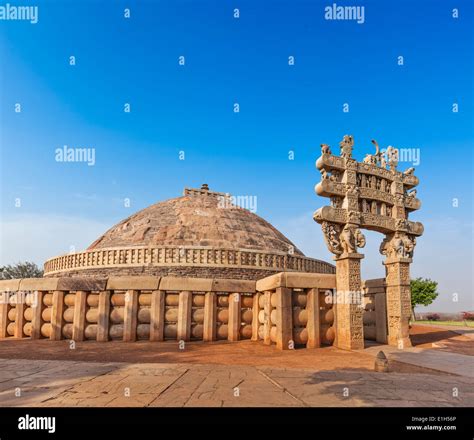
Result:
[314, 135, 424, 349]
[0, 163, 422, 352]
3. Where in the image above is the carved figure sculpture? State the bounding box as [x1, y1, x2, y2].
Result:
[354, 228, 366, 248]
[321, 144, 332, 154]
[379, 232, 416, 259]
[403, 167, 415, 175]
[331, 197, 343, 208]
[363, 154, 377, 165]
[340, 225, 366, 254]
[361, 199, 369, 213]
[330, 170, 340, 182]
[407, 189, 417, 198]
[339, 135, 354, 159]
[321, 222, 342, 255]
[386, 146, 399, 171]
[371, 201, 378, 214]
[402, 234, 416, 258]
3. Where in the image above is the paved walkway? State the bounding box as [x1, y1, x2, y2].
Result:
[363, 341, 474, 378]
[0, 358, 472, 407]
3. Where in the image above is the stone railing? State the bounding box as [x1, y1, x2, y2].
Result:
[0, 276, 257, 343]
[0, 273, 343, 350]
[43, 246, 336, 277]
[362, 278, 388, 344]
[254, 272, 337, 350]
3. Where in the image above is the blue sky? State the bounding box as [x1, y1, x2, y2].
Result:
[0, 0, 473, 312]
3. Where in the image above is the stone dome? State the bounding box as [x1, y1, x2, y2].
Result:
[88, 186, 304, 255]
[43, 185, 335, 279]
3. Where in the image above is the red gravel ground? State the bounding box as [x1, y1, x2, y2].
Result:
[0, 324, 470, 371]
[409, 324, 474, 356]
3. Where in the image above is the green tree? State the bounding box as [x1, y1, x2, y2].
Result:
[410, 277, 439, 321]
[0, 261, 43, 279]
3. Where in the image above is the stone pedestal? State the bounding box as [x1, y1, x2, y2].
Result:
[334, 253, 365, 350]
[384, 256, 412, 348]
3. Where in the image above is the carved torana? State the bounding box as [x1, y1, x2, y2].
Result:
[314, 135, 424, 350]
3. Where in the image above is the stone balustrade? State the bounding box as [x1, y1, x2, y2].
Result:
[0, 273, 387, 350]
[0, 276, 257, 344]
[254, 273, 337, 350]
[43, 246, 335, 277]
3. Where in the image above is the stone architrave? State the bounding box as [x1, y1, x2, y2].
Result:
[314, 135, 423, 350]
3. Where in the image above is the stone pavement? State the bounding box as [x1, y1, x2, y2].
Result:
[0, 358, 472, 407]
[362, 344, 474, 378]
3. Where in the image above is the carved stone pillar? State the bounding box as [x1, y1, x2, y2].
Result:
[384, 256, 412, 348]
[318, 219, 366, 351]
[334, 252, 365, 350]
[380, 232, 417, 348]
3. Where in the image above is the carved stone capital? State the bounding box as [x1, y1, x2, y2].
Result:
[380, 232, 417, 260]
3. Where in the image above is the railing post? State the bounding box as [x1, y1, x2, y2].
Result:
[177, 290, 192, 342]
[150, 290, 165, 341]
[203, 291, 216, 342]
[97, 290, 111, 342]
[14, 296, 25, 339]
[50, 290, 65, 340]
[72, 291, 87, 341]
[123, 289, 138, 342]
[275, 287, 293, 350]
[31, 291, 45, 340]
[263, 291, 272, 345]
[0, 297, 10, 339]
[228, 292, 241, 342]
[251, 292, 261, 341]
[306, 288, 321, 348]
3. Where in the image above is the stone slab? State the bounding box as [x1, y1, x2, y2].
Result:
[0, 279, 21, 291]
[159, 277, 213, 292]
[211, 278, 255, 293]
[106, 276, 160, 291]
[363, 278, 386, 288]
[256, 272, 336, 291]
[19, 278, 59, 291]
[57, 277, 108, 291]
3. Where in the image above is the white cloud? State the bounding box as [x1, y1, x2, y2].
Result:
[0, 214, 110, 268]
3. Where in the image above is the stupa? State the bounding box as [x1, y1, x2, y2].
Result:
[43, 185, 335, 280]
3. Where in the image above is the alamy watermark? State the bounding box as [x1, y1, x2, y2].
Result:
[324, 3, 365, 24]
[0, 290, 38, 307]
[55, 145, 96, 166]
[324, 289, 364, 306]
[218, 194, 257, 213]
[0, 3, 38, 24]
[18, 414, 55, 434]
[381, 147, 421, 166]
